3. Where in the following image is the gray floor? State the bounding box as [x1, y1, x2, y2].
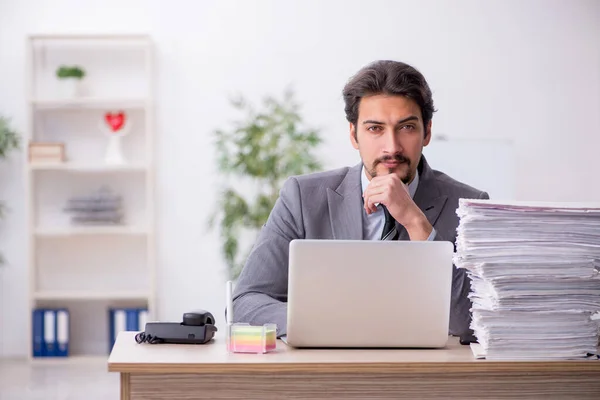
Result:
[0, 357, 119, 400]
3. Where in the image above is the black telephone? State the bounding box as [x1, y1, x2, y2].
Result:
[135, 310, 217, 345]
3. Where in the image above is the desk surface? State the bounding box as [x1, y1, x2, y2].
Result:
[108, 332, 600, 374]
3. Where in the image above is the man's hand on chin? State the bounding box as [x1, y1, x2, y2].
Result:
[363, 173, 433, 241]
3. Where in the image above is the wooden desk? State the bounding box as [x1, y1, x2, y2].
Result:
[108, 332, 600, 399]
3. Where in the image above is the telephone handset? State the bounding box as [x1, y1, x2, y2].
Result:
[135, 309, 218, 345]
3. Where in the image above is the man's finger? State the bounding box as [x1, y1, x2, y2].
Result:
[363, 192, 379, 214]
[363, 185, 385, 199]
[364, 195, 378, 214]
[369, 175, 391, 186]
[372, 174, 410, 195]
[366, 194, 385, 211]
[364, 185, 387, 213]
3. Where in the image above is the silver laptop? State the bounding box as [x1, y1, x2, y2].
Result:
[285, 239, 454, 348]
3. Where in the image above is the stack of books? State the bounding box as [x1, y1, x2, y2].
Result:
[28, 142, 65, 164]
[63, 186, 124, 225]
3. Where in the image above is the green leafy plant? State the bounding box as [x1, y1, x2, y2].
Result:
[0, 116, 21, 265]
[210, 88, 323, 279]
[56, 65, 85, 79]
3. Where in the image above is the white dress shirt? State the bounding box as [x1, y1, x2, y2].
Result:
[360, 166, 437, 241]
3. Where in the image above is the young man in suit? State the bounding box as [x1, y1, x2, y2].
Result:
[232, 60, 489, 337]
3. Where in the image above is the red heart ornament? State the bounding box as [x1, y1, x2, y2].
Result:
[104, 112, 125, 132]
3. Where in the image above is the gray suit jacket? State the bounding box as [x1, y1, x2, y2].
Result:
[232, 156, 489, 336]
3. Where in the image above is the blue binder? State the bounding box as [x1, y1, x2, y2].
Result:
[108, 308, 149, 352]
[126, 308, 139, 331]
[42, 309, 56, 357]
[33, 308, 70, 357]
[32, 309, 44, 357]
[55, 309, 70, 357]
[108, 308, 128, 352]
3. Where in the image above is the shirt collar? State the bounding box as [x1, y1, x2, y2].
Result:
[360, 165, 420, 199]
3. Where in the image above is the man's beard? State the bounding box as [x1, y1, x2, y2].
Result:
[368, 153, 412, 184]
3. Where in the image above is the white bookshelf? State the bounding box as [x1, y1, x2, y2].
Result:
[34, 225, 149, 236]
[25, 34, 156, 359]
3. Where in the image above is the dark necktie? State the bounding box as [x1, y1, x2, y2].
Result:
[380, 206, 400, 240]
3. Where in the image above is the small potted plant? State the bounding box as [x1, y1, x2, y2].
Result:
[55, 65, 86, 98]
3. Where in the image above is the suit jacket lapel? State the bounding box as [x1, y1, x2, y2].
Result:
[327, 163, 363, 240]
[397, 156, 448, 240]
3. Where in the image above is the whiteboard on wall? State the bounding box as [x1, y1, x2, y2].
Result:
[422, 137, 516, 200]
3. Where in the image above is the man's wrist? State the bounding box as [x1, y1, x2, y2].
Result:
[404, 213, 432, 241]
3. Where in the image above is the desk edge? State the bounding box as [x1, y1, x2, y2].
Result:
[107, 360, 600, 374]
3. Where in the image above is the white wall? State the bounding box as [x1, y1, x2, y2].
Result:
[1, 0, 599, 356]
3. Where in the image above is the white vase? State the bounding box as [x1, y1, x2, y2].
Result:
[59, 78, 81, 98]
[105, 135, 126, 165]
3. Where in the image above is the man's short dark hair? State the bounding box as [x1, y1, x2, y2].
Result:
[342, 60, 436, 133]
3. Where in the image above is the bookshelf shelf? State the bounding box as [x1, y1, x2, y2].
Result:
[34, 226, 149, 236]
[28, 162, 148, 172]
[31, 97, 149, 110]
[30, 354, 108, 364]
[34, 291, 150, 301]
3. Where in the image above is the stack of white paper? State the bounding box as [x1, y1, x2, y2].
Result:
[454, 199, 600, 360]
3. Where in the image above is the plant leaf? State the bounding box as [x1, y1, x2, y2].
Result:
[0, 117, 21, 159]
